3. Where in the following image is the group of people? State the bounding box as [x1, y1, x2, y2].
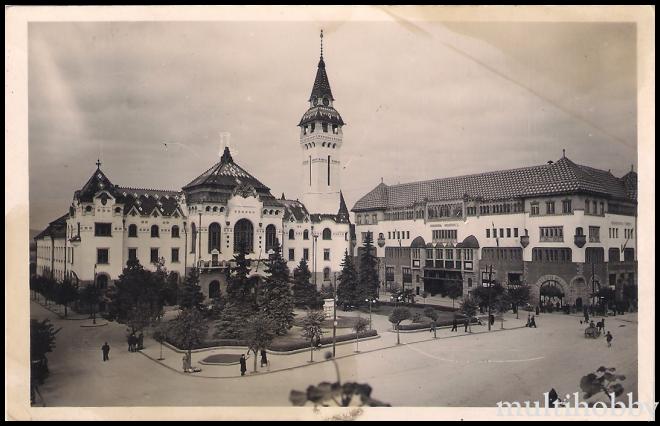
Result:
[449, 316, 473, 332]
[127, 332, 144, 352]
[526, 314, 538, 328]
[239, 349, 269, 376]
[583, 316, 614, 347]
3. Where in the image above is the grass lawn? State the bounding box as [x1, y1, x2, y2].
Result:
[356, 304, 462, 324]
[202, 311, 362, 349]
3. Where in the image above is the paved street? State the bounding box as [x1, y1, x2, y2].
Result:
[32, 301, 637, 407]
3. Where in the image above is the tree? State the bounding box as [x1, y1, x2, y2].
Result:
[352, 317, 370, 352]
[215, 302, 247, 339]
[163, 271, 180, 306]
[79, 283, 102, 324]
[460, 296, 479, 333]
[242, 312, 277, 373]
[336, 250, 359, 308]
[30, 319, 60, 403]
[41, 277, 56, 306]
[107, 258, 165, 332]
[424, 307, 439, 338]
[300, 309, 326, 362]
[388, 307, 411, 345]
[444, 281, 464, 309]
[178, 268, 205, 310]
[226, 243, 255, 308]
[357, 234, 379, 301]
[290, 351, 390, 407]
[506, 284, 530, 319]
[167, 307, 209, 365]
[55, 279, 79, 317]
[259, 242, 294, 335]
[472, 282, 505, 311]
[292, 258, 321, 309]
[579, 366, 626, 402]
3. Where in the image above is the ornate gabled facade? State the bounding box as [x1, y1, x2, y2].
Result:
[34, 32, 352, 299]
[353, 155, 638, 309]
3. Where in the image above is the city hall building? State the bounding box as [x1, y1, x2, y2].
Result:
[352, 155, 637, 308]
[34, 41, 353, 299]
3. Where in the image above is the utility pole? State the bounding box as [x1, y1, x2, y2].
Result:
[332, 272, 337, 358]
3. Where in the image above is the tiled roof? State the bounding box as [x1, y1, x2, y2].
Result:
[520, 157, 626, 198]
[75, 168, 115, 202]
[309, 57, 334, 101]
[336, 192, 350, 224]
[116, 187, 182, 217]
[298, 106, 344, 127]
[280, 199, 309, 222]
[35, 213, 69, 240]
[183, 147, 271, 193]
[621, 171, 637, 201]
[352, 157, 635, 212]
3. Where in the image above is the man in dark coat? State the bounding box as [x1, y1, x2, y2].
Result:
[260, 349, 268, 368]
[464, 318, 469, 332]
[101, 342, 110, 361]
[239, 354, 247, 376]
[606, 331, 613, 347]
[530, 315, 537, 328]
[138, 332, 144, 351]
[451, 317, 458, 332]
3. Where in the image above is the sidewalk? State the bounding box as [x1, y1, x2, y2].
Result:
[30, 298, 90, 321]
[139, 311, 528, 379]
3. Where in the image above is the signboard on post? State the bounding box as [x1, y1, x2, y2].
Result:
[323, 298, 334, 318]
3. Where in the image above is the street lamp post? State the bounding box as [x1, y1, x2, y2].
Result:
[313, 232, 318, 287]
[332, 272, 337, 358]
[92, 263, 98, 325]
[365, 298, 374, 330]
[487, 264, 493, 332]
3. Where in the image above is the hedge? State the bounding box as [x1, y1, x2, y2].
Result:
[398, 317, 477, 331]
[166, 329, 379, 353]
[376, 301, 458, 312]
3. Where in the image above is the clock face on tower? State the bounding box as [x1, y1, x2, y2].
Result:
[322, 97, 330, 106]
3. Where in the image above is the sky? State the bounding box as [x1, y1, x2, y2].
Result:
[28, 20, 637, 231]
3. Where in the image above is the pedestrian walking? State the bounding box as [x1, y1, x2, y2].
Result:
[526, 313, 531, 327]
[129, 334, 137, 352]
[101, 342, 110, 362]
[239, 354, 248, 376]
[535, 305, 540, 315]
[464, 318, 469, 332]
[182, 353, 189, 373]
[260, 349, 268, 368]
[451, 317, 458, 332]
[548, 388, 559, 407]
[127, 334, 132, 352]
[489, 314, 495, 326]
[606, 331, 613, 347]
[138, 332, 144, 351]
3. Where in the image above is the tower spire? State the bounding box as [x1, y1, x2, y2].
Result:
[320, 29, 324, 58]
[96, 158, 102, 169]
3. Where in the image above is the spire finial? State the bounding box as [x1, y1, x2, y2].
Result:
[320, 29, 324, 58]
[96, 158, 102, 169]
[631, 164, 634, 172]
[381, 177, 383, 184]
[562, 149, 566, 158]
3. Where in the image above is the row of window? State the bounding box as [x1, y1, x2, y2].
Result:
[425, 248, 474, 261]
[486, 228, 520, 239]
[432, 229, 458, 240]
[356, 213, 378, 225]
[482, 247, 523, 261]
[286, 248, 319, 262]
[530, 200, 573, 216]
[584, 199, 606, 216]
[97, 247, 181, 265]
[427, 204, 462, 219]
[302, 122, 340, 135]
[383, 230, 410, 241]
[477, 202, 524, 215]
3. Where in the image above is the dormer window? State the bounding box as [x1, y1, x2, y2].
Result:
[322, 122, 328, 133]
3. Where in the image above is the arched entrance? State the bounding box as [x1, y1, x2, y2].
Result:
[209, 280, 221, 299]
[539, 279, 565, 310]
[96, 274, 109, 289]
[234, 219, 254, 253]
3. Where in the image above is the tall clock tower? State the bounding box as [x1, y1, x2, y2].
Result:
[298, 30, 345, 215]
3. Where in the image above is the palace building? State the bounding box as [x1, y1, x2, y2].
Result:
[352, 155, 638, 308]
[34, 36, 353, 299]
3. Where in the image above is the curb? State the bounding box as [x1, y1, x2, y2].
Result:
[139, 324, 529, 380]
[161, 334, 382, 356]
[80, 322, 109, 328]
